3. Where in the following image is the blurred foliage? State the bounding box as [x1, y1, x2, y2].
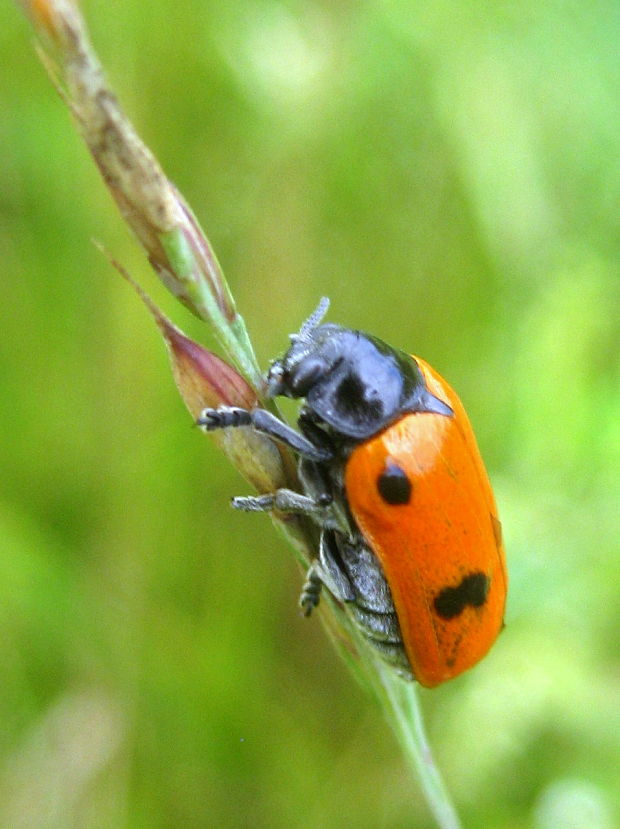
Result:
[2, 1, 620, 827]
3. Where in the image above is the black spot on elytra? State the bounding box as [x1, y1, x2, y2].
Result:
[377, 461, 412, 505]
[433, 572, 490, 620]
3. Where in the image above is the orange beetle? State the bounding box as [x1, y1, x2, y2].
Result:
[199, 299, 507, 686]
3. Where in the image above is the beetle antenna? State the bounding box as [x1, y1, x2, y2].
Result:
[294, 297, 330, 342]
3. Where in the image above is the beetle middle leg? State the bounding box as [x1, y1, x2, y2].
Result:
[232, 456, 351, 536]
[232, 487, 343, 532]
[233, 488, 324, 515]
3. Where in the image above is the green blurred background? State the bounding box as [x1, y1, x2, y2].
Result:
[2, 1, 620, 827]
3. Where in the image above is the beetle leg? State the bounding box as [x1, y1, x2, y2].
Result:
[230, 493, 276, 512]
[298, 409, 335, 455]
[299, 561, 323, 616]
[297, 458, 332, 503]
[232, 489, 315, 513]
[298, 458, 352, 536]
[299, 531, 356, 616]
[232, 488, 343, 531]
[198, 405, 332, 463]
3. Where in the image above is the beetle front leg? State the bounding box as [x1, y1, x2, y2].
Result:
[198, 405, 332, 463]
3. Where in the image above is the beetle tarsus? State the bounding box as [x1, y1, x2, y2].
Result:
[197, 405, 252, 431]
[300, 563, 323, 616]
[231, 494, 275, 512]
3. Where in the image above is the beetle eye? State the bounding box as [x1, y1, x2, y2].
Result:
[289, 357, 326, 397]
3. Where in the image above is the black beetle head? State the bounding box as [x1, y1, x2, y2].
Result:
[267, 298, 333, 397]
[267, 299, 452, 440]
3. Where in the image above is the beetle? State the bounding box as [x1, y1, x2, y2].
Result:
[198, 299, 507, 686]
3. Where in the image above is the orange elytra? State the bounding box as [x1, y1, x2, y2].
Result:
[344, 357, 507, 687]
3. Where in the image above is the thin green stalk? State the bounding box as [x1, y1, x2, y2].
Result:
[375, 664, 463, 829]
[16, 2, 465, 827]
[318, 598, 463, 829]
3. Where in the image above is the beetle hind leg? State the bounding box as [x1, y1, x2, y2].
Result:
[299, 532, 356, 616]
[299, 562, 323, 616]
